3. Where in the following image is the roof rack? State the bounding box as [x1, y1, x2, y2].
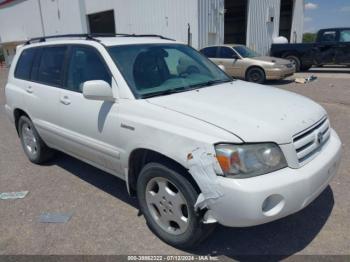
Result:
[86, 33, 174, 40]
[24, 33, 175, 45]
[24, 34, 98, 45]
[117, 33, 175, 41]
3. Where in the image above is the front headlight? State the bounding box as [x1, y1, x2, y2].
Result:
[215, 143, 287, 178]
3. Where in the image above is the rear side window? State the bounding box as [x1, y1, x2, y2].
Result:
[14, 48, 36, 80]
[319, 31, 337, 42]
[66, 46, 111, 92]
[200, 47, 218, 58]
[37, 46, 67, 86]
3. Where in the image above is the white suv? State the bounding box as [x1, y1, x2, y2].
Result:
[5, 34, 342, 248]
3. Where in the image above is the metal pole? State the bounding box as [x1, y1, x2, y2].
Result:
[38, 0, 46, 36]
[187, 23, 191, 46]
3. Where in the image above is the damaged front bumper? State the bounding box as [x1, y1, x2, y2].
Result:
[195, 129, 342, 227]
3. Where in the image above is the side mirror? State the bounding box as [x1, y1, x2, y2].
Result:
[232, 54, 239, 60]
[82, 80, 114, 102]
[218, 64, 226, 71]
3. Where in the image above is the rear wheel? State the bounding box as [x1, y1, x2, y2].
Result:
[285, 55, 301, 72]
[137, 163, 215, 248]
[246, 67, 266, 84]
[18, 116, 54, 164]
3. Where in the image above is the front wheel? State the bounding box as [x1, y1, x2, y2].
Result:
[137, 163, 215, 249]
[246, 67, 266, 84]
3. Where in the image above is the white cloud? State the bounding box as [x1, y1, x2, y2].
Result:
[304, 16, 312, 22]
[305, 2, 318, 10]
[340, 6, 350, 12]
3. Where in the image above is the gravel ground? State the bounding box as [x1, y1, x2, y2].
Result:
[0, 67, 349, 259]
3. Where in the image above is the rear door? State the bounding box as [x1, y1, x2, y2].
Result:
[217, 46, 242, 77]
[23, 45, 67, 147]
[58, 45, 122, 175]
[336, 29, 350, 65]
[200, 46, 220, 64]
[314, 30, 338, 65]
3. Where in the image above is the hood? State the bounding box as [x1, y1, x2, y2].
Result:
[147, 81, 326, 144]
[251, 56, 291, 65]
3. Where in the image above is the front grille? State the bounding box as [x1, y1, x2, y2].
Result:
[293, 117, 330, 164]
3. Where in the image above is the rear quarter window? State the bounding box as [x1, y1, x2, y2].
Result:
[14, 48, 36, 80]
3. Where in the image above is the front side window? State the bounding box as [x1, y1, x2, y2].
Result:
[38, 46, 67, 86]
[340, 30, 350, 42]
[233, 46, 260, 58]
[108, 44, 231, 98]
[66, 46, 111, 92]
[218, 47, 236, 59]
[14, 48, 36, 80]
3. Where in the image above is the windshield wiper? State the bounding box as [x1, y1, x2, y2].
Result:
[141, 79, 233, 99]
[188, 79, 232, 89]
[141, 86, 188, 99]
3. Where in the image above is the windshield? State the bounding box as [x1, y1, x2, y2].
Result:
[233, 46, 260, 58]
[108, 44, 232, 98]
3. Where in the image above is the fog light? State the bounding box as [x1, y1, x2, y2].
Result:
[262, 194, 285, 217]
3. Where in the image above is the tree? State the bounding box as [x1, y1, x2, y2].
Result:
[303, 33, 317, 43]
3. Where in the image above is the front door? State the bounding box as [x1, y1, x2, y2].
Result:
[58, 45, 123, 175]
[336, 29, 350, 65]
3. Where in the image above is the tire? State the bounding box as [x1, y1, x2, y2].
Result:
[137, 162, 215, 249]
[18, 116, 54, 164]
[246, 67, 266, 84]
[285, 55, 301, 72]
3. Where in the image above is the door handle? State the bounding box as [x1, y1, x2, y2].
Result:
[26, 86, 33, 94]
[60, 95, 71, 105]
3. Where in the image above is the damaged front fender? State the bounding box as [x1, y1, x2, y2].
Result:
[187, 148, 224, 223]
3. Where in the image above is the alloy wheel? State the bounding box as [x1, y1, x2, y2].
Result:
[145, 177, 190, 235]
[21, 123, 38, 157]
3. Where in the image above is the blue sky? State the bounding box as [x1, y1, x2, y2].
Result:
[304, 0, 350, 32]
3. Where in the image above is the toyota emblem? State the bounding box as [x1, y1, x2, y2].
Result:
[317, 132, 324, 144]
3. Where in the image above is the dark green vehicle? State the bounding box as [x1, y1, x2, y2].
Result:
[271, 28, 350, 71]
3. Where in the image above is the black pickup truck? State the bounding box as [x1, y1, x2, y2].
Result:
[270, 28, 350, 71]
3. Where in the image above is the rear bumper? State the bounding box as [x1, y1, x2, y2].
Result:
[208, 129, 342, 227]
[266, 67, 295, 80]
